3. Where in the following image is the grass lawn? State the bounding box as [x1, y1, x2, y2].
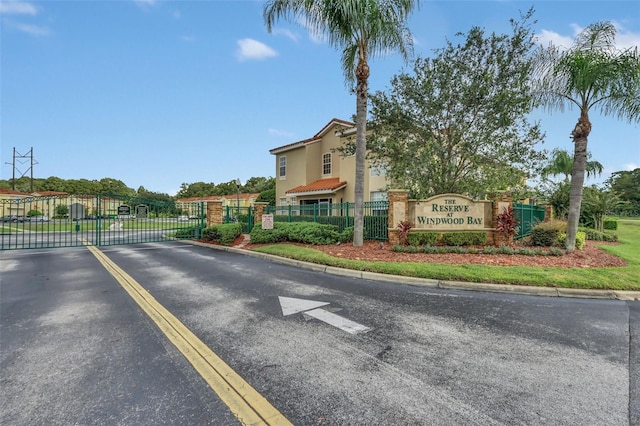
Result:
[252, 218, 640, 291]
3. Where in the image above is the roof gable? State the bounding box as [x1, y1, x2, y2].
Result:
[269, 118, 355, 155]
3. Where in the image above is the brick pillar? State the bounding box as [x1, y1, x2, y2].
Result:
[492, 192, 513, 247]
[253, 202, 269, 225]
[206, 200, 223, 228]
[387, 190, 409, 245]
[545, 204, 553, 222]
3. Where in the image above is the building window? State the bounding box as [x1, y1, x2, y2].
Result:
[370, 164, 386, 176]
[322, 152, 332, 176]
[279, 156, 286, 179]
[370, 191, 387, 216]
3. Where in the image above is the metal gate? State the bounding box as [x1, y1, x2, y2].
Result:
[223, 205, 254, 233]
[0, 194, 206, 250]
[513, 202, 546, 239]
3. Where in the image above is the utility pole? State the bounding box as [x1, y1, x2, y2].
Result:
[5, 147, 37, 192]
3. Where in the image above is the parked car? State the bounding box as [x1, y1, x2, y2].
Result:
[29, 215, 50, 222]
[1, 215, 16, 223]
[178, 215, 189, 222]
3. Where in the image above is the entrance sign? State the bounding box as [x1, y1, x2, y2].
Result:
[118, 205, 131, 216]
[136, 204, 148, 218]
[414, 194, 489, 230]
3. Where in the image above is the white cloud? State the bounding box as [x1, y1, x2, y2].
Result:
[181, 35, 196, 43]
[536, 21, 640, 51]
[535, 28, 575, 49]
[268, 128, 295, 137]
[272, 28, 299, 42]
[235, 38, 277, 62]
[624, 162, 639, 171]
[0, 1, 37, 15]
[15, 23, 49, 36]
[134, 0, 156, 6]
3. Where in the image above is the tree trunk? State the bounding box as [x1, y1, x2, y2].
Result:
[353, 59, 370, 247]
[566, 111, 591, 253]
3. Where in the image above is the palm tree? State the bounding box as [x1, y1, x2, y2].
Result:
[541, 148, 604, 183]
[532, 22, 640, 252]
[264, 0, 417, 246]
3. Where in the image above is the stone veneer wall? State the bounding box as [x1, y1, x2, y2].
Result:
[387, 190, 517, 246]
[206, 200, 223, 228]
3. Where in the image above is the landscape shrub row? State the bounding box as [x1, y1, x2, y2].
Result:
[250, 222, 353, 245]
[406, 231, 487, 246]
[392, 244, 564, 256]
[201, 223, 243, 245]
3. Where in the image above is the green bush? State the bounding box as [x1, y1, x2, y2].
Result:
[250, 224, 289, 244]
[441, 232, 487, 246]
[407, 232, 439, 246]
[557, 231, 586, 250]
[603, 219, 618, 230]
[174, 226, 198, 239]
[249, 222, 341, 245]
[202, 223, 242, 245]
[531, 220, 567, 246]
[202, 227, 221, 241]
[547, 247, 564, 256]
[340, 227, 354, 243]
[578, 227, 619, 242]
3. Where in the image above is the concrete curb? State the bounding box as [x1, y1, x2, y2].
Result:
[183, 240, 640, 301]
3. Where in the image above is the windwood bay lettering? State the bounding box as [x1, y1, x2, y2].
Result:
[412, 195, 489, 230]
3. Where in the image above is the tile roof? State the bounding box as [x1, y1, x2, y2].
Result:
[33, 191, 69, 196]
[286, 178, 347, 195]
[0, 188, 30, 196]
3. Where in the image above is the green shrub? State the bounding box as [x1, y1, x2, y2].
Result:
[250, 224, 289, 244]
[441, 232, 487, 246]
[531, 220, 567, 246]
[175, 226, 198, 239]
[202, 226, 221, 241]
[250, 222, 341, 245]
[497, 246, 515, 255]
[202, 223, 242, 245]
[557, 231, 586, 250]
[340, 226, 354, 243]
[407, 232, 439, 246]
[578, 227, 619, 242]
[218, 223, 243, 245]
[448, 246, 468, 254]
[548, 247, 564, 256]
[482, 246, 498, 254]
[421, 245, 438, 254]
[603, 219, 618, 230]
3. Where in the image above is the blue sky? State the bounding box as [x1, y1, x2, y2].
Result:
[1, 0, 639, 196]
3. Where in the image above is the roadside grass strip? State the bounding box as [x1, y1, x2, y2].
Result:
[86, 244, 292, 426]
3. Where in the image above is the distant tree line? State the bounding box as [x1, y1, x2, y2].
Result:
[0, 176, 276, 205]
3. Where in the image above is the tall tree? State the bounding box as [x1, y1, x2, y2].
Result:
[264, 0, 417, 246]
[368, 10, 545, 199]
[532, 22, 640, 252]
[605, 168, 640, 215]
[541, 148, 604, 182]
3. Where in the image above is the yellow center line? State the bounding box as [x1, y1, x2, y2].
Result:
[86, 244, 292, 426]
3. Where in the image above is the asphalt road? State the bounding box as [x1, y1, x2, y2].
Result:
[1, 242, 637, 425]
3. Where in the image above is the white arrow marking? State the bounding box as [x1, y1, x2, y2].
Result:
[304, 308, 371, 334]
[278, 296, 329, 316]
[278, 296, 371, 334]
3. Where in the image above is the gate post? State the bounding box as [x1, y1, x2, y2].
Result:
[387, 190, 409, 245]
[253, 202, 269, 226]
[206, 200, 224, 228]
